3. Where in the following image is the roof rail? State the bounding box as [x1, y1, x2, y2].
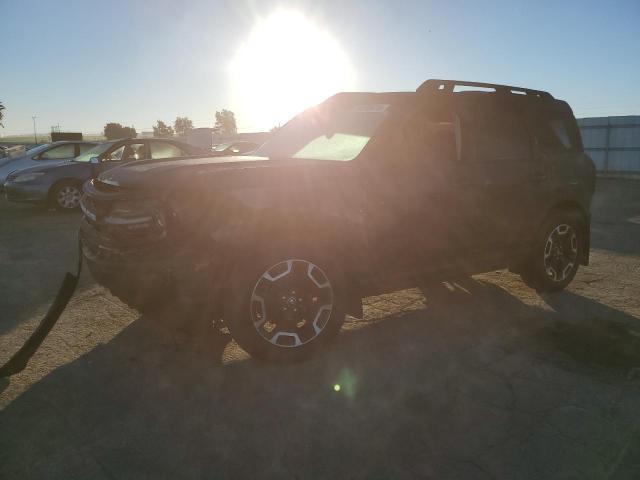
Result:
[417, 79, 554, 100]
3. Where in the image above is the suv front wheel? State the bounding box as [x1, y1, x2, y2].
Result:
[520, 211, 583, 292]
[224, 252, 346, 361]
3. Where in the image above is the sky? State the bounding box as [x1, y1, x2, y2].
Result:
[1, 0, 639, 136]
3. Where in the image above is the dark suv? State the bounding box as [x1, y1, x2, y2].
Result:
[80, 80, 596, 361]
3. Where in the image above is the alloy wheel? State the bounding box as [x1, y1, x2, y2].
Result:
[543, 224, 578, 282]
[250, 259, 334, 348]
[57, 185, 81, 209]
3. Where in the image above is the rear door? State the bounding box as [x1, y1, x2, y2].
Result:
[458, 96, 543, 257]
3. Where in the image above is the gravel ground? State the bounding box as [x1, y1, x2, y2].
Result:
[1, 178, 639, 479]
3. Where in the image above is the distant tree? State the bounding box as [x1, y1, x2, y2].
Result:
[270, 124, 282, 133]
[0, 101, 5, 128]
[104, 122, 136, 140]
[213, 109, 237, 136]
[153, 120, 174, 138]
[173, 116, 193, 136]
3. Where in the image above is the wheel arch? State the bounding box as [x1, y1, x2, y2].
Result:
[48, 177, 84, 205]
[211, 209, 364, 318]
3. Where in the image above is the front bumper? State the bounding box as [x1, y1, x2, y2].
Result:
[80, 219, 212, 302]
[3, 182, 49, 204]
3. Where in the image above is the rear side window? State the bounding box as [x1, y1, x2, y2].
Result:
[531, 112, 581, 154]
[78, 143, 95, 154]
[473, 105, 530, 162]
[150, 142, 187, 159]
[39, 144, 76, 160]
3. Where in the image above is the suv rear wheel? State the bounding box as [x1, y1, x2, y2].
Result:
[224, 252, 346, 361]
[520, 211, 583, 292]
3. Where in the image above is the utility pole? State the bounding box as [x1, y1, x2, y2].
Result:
[32, 116, 37, 144]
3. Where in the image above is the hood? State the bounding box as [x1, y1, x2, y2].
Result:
[96, 155, 324, 190]
[0, 156, 18, 168]
[0, 153, 29, 169]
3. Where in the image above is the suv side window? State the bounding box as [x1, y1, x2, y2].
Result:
[473, 104, 531, 162]
[531, 112, 581, 154]
[38, 144, 76, 160]
[403, 108, 459, 165]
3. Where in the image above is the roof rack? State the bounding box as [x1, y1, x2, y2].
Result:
[417, 79, 553, 100]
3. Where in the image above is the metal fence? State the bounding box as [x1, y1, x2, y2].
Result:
[577, 116, 640, 173]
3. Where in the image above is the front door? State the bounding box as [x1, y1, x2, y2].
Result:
[360, 102, 473, 277]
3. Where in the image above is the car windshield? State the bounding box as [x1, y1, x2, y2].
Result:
[74, 142, 115, 162]
[255, 104, 389, 161]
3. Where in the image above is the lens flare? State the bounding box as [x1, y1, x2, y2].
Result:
[229, 10, 356, 131]
[334, 368, 357, 398]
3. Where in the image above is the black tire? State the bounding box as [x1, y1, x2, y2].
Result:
[520, 211, 583, 293]
[51, 180, 82, 212]
[223, 248, 346, 362]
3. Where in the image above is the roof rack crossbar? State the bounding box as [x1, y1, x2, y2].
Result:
[417, 79, 554, 100]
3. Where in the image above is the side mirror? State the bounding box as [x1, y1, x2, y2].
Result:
[89, 156, 100, 164]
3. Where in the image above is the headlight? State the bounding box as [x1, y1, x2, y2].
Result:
[104, 199, 165, 233]
[11, 172, 46, 183]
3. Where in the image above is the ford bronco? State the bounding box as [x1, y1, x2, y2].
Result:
[80, 80, 596, 361]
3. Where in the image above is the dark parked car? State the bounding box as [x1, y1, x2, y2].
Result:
[4, 138, 207, 211]
[80, 80, 596, 361]
[211, 141, 258, 156]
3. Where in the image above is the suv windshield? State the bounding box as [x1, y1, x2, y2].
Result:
[255, 104, 389, 161]
[74, 142, 115, 162]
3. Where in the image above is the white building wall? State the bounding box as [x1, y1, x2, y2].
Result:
[577, 116, 640, 173]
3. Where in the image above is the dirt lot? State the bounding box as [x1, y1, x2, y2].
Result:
[1, 178, 640, 479]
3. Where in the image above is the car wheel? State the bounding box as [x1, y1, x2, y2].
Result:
[520, 211, 583, 292]
[51, 181, 82, 212]
[224, 252, 346, 362]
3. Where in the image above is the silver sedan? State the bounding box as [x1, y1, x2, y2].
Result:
[0, 141, 98, 186]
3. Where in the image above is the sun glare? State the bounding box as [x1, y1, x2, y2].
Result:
[229, 10, 356, 131]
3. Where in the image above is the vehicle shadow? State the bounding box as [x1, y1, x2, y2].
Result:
[539, 291, 640, 370]
[1, 279, 639, 478]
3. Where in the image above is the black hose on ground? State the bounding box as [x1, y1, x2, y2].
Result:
[0, 236, 83, 378]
